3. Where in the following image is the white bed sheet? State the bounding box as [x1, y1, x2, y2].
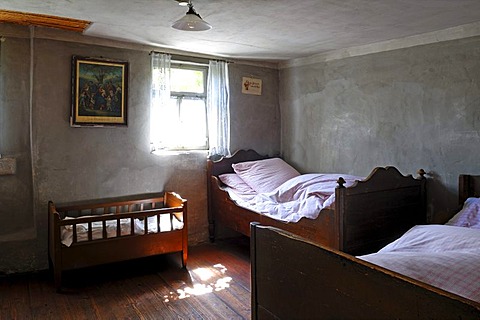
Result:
[446, 197, 480, 229]
[224, 173, 363, 223]
[61, 214, 184, 247]
[358, 224, 480, 303]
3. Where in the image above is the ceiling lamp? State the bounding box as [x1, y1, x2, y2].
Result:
[175, 0, 189, 6]
[172, 0, 211, 31]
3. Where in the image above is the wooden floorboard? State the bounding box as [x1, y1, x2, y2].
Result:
[0, 237, 251, 320]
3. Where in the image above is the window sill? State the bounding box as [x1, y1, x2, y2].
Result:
[151, 149, 208, 156]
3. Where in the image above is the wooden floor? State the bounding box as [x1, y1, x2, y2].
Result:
[0, 237, 251, 320]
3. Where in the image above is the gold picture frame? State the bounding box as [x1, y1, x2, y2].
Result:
[71, 56, 128, 127]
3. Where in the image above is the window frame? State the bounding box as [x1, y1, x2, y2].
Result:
[167, 61, 209, 151]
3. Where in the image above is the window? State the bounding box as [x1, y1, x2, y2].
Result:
[150, 53, 230, 156]
[151, 58, 208, 151]
[166, 63, 208, 150]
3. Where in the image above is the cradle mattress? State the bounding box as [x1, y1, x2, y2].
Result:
[60, 214, 184, 247]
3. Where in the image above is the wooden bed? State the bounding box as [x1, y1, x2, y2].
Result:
[207, 149, 427, 255]
[250, 174, 480, 319]
[48, 192, 187, 291]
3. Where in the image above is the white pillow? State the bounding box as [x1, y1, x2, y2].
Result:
[219, 173, 256, 195]
[446, 197, 480, 229]
[232, 158, 300, 194]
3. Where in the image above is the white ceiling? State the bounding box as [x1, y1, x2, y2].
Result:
[2, 0, 480, 62]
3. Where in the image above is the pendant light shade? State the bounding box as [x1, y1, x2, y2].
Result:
[172, 1, 211, 31]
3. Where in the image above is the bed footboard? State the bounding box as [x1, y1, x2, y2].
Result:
[336, 166, 426, 255]
[250, 223, 480, 319]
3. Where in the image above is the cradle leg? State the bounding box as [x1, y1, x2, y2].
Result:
[181, 249, 188, 268]
[53, 267, 62, 292]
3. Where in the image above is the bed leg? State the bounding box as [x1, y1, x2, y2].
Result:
[208, 221, 215, 242]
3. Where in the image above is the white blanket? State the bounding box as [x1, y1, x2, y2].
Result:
[227, 173, 363, 223]
[359, 224, 480, 303]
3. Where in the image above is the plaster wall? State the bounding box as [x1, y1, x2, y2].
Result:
[0, 35, 33, 239]
[229, 63, 280, 156]
[0, 25, 280, 273]
[280, 36, 480, 222]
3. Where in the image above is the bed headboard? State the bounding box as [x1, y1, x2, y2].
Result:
[207, 149, 269, 177]
[206, 149, 269, 241]
[459, 174, 480, 205]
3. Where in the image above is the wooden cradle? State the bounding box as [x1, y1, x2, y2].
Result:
[207, 149, 426, 255]
[48, 192, 187, 291]
[250, 174, 480, 319]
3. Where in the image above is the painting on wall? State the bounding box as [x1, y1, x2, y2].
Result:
[71, 56, 128, 127]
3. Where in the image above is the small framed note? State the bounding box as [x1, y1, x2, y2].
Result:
[242, 77, 262, 95]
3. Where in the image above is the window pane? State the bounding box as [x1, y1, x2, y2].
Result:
[151, 62, 208, 151]
[170, 68, 204, 94]
[179, 99, 207, 148]
[161, 97, 207, 149]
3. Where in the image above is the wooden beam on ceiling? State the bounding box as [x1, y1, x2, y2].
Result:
[0, 9, 91, 33]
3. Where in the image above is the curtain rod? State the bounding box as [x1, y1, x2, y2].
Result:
[149, 50, 232, 64]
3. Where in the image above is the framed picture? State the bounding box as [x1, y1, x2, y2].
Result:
[242, 76, 262, 95]
[71, 56, 128, 127]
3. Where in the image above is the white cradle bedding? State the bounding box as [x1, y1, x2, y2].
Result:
[358, 198, 480, 303]
[225, 173, 362, 223]
[61, 214, 184, 247]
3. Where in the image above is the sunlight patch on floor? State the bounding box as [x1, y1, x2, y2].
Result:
[163, 264, 233, 302]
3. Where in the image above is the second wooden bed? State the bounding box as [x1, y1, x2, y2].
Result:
[250, 174, 480, 319]
[207, 149, 426, 255]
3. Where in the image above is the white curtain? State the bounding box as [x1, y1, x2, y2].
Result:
[207, 60, 230, 157]
[150, 52, 171, 152]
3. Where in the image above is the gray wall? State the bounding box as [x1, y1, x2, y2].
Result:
[229, 63, 280, 156]
[0, 25, 280, 273]
[9, 21, 477, 273]
[280, 36, 480, 222]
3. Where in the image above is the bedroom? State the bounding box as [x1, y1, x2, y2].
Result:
[1, 0, 480, 317]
